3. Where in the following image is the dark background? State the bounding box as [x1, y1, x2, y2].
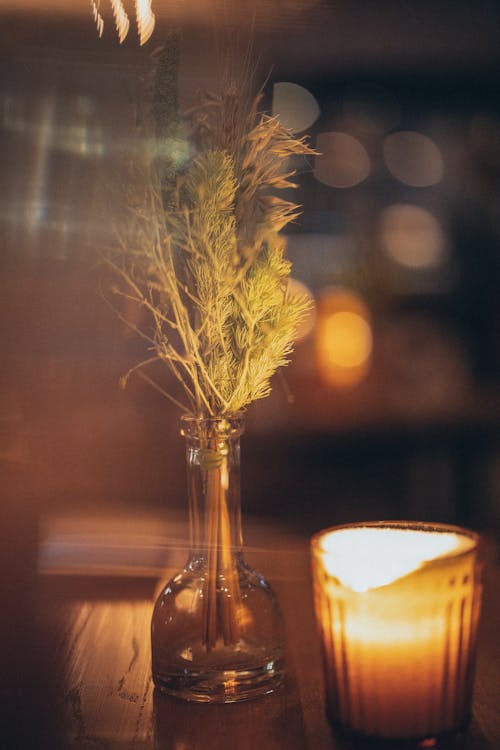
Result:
[1, 0, 500, 547]
[1, 3, 500, 745]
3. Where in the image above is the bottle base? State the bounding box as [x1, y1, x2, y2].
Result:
[153, 659, 284, 703]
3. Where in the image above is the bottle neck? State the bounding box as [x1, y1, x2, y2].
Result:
[182, 416, 244, 558]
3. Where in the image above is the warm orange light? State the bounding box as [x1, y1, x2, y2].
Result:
[90, 0, 155, 45]
[110, 0, 130, 44]
[321, 312, 371, 368]
[135, 0, 155, 46]
[91, 0, 104, 38]
[312, 523, 483, 742]
[319, 526, 473, 593]
[315, 289, 372, 387]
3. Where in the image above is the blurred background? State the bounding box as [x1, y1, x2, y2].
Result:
[2, 0, 500, 564]
[1, 2, 499, 744]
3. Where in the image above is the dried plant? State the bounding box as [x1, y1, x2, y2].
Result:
[108, 42, 316, 654]
[108, 43, 315, 419]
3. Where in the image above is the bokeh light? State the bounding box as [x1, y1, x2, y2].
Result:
[379, 204, 446, 269]
[383, 130, 443, 187]
[315, 288, 373, 388]
[314, 132, 370, 188]
[272, 82, 320, 134]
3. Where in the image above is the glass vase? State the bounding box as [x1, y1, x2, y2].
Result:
[151, 415, 284, 703]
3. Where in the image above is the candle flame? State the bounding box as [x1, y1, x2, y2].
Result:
[320, 527, 474, 592]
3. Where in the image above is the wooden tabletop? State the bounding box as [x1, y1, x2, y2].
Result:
[38, 516, 500, 750]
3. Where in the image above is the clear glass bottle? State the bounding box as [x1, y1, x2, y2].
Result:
[151, 415, 284, 703]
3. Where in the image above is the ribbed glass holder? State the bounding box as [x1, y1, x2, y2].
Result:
[311, 522, 483, 747]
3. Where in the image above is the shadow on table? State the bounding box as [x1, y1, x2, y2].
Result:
[327, 719, 492, 750]
[153, 681, 306, 750]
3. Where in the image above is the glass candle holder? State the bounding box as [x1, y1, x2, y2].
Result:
[311, 522, 483, 747]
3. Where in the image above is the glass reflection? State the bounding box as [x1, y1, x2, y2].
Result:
[25, 92, 54, 234]
[1, 80, 131, 259]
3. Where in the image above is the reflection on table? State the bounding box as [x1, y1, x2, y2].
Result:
[27, 512, 500, 749]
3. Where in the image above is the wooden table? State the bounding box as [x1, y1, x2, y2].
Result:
[38, 516, 499, 750]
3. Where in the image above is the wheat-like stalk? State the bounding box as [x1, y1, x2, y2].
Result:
[109, 43, 317, 655]
[110, 51, 316, 419]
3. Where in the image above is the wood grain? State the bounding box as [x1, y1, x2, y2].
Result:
[39, 520, 499, 750]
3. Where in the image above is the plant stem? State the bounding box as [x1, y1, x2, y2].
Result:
[201, 441, 240, 651]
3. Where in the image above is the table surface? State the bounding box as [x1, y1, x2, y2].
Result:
[39, 515, 500, 750]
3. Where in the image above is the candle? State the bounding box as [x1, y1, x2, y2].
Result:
[311, 522, 483, 745]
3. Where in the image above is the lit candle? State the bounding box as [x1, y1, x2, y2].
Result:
[311, 522, 483, 745]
